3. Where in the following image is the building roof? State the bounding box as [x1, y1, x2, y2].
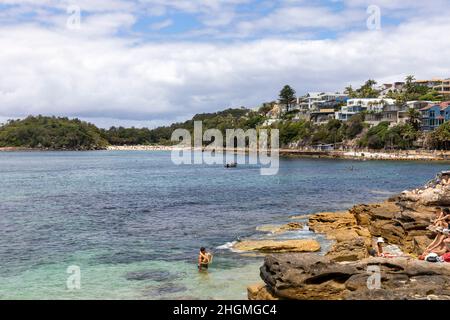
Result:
[420, 101, 450, 111]
[415, 78, 443, 83]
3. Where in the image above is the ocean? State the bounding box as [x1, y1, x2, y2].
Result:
[0, 150, 448, 299]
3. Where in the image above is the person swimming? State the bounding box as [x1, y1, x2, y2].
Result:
[198, 247, 212, 271]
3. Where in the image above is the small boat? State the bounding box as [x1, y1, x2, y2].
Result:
[225, 162, 237, 168]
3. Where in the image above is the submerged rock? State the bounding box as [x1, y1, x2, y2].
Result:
[125, 270, 172, 281]
[233, 239, 320, 253]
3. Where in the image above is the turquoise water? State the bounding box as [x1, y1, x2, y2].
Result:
[0, 151, 448, 299]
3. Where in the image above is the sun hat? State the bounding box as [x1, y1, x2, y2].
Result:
[377, 237, 385, 243]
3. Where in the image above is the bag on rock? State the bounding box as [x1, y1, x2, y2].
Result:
[425, 253, 439, 262]
[442, 252, 450, 262]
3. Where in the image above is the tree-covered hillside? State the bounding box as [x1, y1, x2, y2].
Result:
[0, 116, 108, 150]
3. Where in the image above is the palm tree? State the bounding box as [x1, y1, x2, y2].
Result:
[405, 75, 415, 83]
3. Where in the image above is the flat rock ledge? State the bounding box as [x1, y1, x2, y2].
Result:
[233, 239, 320, 253]
[256, 254, 450, 300]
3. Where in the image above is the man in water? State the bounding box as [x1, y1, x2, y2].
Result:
[198, 247, 211, 271]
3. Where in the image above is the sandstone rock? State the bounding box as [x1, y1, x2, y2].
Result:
[233, 239, 320, 253]
[251, 172, 450, 300]
[259, 253, 357, 300]
[323, 226, 371, 244]
[256, 222, 303, 234]
[350, 201, 399, 226]
[258, 254, 450, 300]
[326, 237, 368, 262]
[411, 235, 433, 256]
[308, 211, 357, 233]
[349, 199, 436, 254]
[247, 283, 279, 300]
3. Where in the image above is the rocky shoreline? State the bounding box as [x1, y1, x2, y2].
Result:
[247, 171, 450, 300]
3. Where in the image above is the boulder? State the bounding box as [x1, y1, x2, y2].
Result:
[233, 239, 320, 253]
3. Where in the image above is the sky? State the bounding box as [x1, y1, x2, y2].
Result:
[0, 0, 450, 128]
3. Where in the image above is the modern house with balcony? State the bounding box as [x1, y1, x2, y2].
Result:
[434, 79, 450, 96]
[309, 109, 336, 124]
[297, 92, 348, 111]
[414, 78, 443, 88]
[378, 82, 405, 97]
[420, 102, 450, 130]
[365, 109, 399, 126]
[397, 101, 431, 124]
[335, 98, 396, 121]
[335, 104, 364, 121]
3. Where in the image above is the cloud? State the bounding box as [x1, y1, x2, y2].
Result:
[236, 6, 365, 35]
[1, 1, 450, 127]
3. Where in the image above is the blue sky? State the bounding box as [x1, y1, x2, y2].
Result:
[0, 0, 450, 127]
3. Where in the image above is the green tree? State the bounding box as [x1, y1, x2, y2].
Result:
[279, 85, 296, 113]
[407, 108, 422, 131]
[431, 122, 450, 150]
[345, 114, 365, 139]
[344, 85, 358, 98]
[355, 79, 379, 98]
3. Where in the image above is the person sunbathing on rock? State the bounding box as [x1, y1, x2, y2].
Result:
[428, 207, 449, 232]
[420, 232, 450, 259]
[441, 176, 450, 185]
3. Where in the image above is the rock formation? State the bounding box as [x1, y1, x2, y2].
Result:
[258, 254, 450, 300]
[249, 171, 450, 300]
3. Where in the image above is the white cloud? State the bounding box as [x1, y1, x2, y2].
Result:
[1, 1, 450, 127]
[236, 6, 365, 35]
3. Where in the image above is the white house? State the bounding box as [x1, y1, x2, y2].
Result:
[335, 98, 396, 121]
[297, 92, 348, 111]
[347, 98, 396, 113]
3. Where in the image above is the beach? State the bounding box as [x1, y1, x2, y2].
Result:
[105, 145, 450, 161]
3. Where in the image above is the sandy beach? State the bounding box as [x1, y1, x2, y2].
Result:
[105, 145, 450, 161]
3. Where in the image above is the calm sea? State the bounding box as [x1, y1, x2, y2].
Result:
[0, 151, 448, 299]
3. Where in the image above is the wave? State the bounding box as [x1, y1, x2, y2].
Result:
[216, 241, 237, 250]
[369, 190, 395, 195]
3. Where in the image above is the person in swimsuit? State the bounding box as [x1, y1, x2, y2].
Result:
[198, 247, 211, 271]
